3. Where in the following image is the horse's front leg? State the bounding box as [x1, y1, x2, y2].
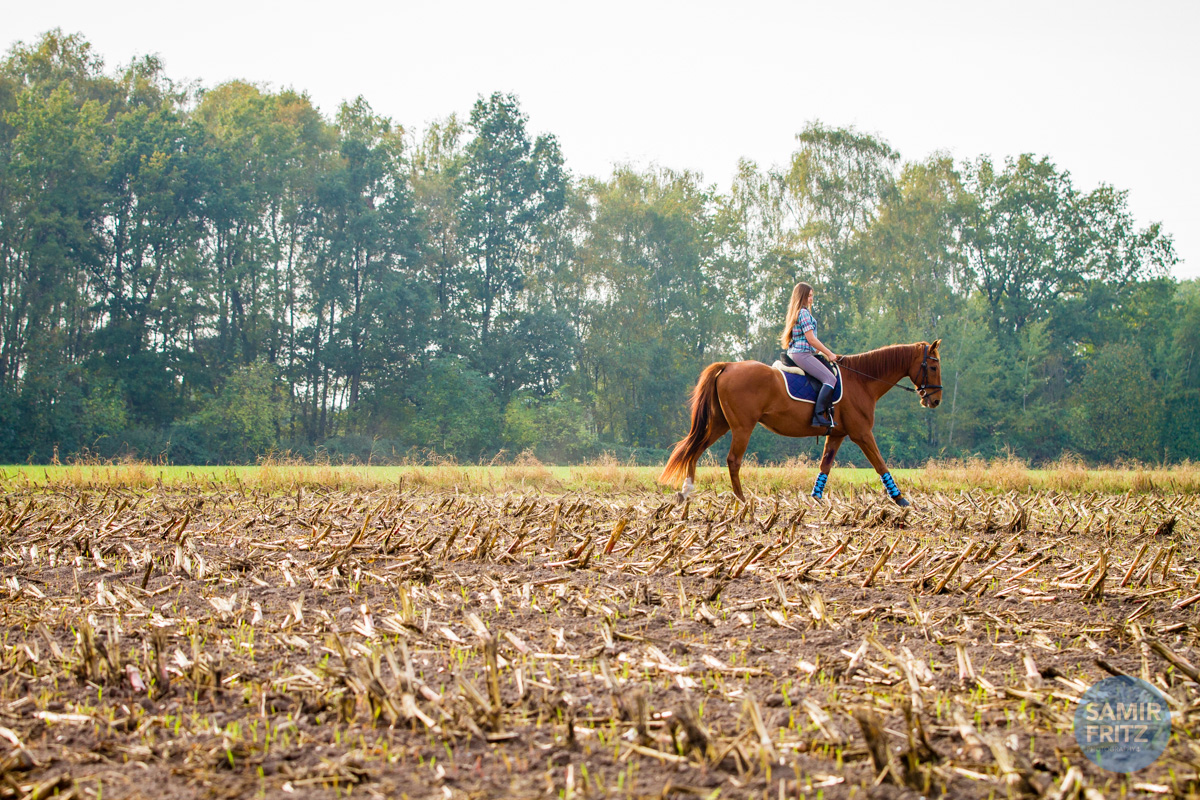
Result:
[811, 434, 845, 500]
[850, 430, 910, 507]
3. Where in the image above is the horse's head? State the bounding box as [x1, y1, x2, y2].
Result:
[911, 339, 943, 409]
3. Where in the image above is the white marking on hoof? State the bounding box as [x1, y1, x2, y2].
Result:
[677, 477, 694, 503]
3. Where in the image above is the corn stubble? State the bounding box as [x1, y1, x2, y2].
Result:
[0, 483, 1197, 797]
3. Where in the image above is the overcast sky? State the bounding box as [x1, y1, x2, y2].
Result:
[6, 0, 1198, 278]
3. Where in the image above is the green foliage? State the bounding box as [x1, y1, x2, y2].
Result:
[79, 375, 130, 445]
[0, 31, 1193, 466]
[456, 93, 567, 372]
[178, 363, 286, 463]
[849, 156, 968, 343]
[938, 308, 1005, 455]
[1163, 391, 1200, 462]
[577, 167, 720, 448]
[400, 358, 502, 460]
[1068, 343, 1164, 463]
[502, 392, 598, 463]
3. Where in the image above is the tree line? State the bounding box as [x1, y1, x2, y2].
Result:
[1, 31, 1196, 467]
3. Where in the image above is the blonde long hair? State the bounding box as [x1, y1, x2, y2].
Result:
[779, 282, 814, 349]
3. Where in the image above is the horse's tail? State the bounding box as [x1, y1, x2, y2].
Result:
[659, 362, 728, 486]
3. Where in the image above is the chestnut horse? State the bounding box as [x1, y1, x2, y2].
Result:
[659, 341, 943, 505]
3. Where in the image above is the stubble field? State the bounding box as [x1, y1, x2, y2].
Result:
[1, 467, 1199, 799]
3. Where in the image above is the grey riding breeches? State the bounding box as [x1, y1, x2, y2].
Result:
[787, 352, 835, 387]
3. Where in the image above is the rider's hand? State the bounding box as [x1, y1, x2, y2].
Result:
[830, 353, 840, 362]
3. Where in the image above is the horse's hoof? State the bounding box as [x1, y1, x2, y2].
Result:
[673, 492, 686, 505]
[891, 494, 910, 507]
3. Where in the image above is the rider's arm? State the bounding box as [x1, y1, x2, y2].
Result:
[804, 330, 838, 361]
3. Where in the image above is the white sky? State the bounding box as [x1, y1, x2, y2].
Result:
[6, 0, 1198, 278]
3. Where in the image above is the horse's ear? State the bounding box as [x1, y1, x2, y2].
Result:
[931, 338, 942, 353]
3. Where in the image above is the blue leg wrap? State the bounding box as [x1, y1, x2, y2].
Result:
[880, 471, 901, 498]
[811, 472, 829, 499]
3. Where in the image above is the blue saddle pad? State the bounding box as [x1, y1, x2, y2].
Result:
[776, 364, 843, 404]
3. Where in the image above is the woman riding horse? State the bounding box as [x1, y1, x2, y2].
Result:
[781, 282, 839, 428]
[659, 340, 943, 505]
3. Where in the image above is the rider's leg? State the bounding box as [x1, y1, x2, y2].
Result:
[789, 353, 835, 427]
[788, 352, 834, 386]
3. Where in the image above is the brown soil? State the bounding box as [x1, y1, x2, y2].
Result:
[0, 485, 1198, 799]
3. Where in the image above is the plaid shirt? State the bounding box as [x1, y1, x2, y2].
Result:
[788, 308, 817, 354]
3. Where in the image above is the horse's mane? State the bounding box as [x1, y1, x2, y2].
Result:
[839, 344, 917, 378]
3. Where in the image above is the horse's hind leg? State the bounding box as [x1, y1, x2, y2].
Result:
[680, 418, 729, 501]
[726, 424, 753, 503]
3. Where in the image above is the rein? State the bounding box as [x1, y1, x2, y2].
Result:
[836, 345, 941, 396]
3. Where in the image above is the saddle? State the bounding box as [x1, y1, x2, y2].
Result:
[771, 352, 843, 405]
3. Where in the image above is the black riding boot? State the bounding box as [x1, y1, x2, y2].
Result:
[812, 384, 835, 428]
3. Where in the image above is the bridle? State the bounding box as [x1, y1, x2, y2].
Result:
[834, 344, 942, 399]
[914, 344, 942, 400]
